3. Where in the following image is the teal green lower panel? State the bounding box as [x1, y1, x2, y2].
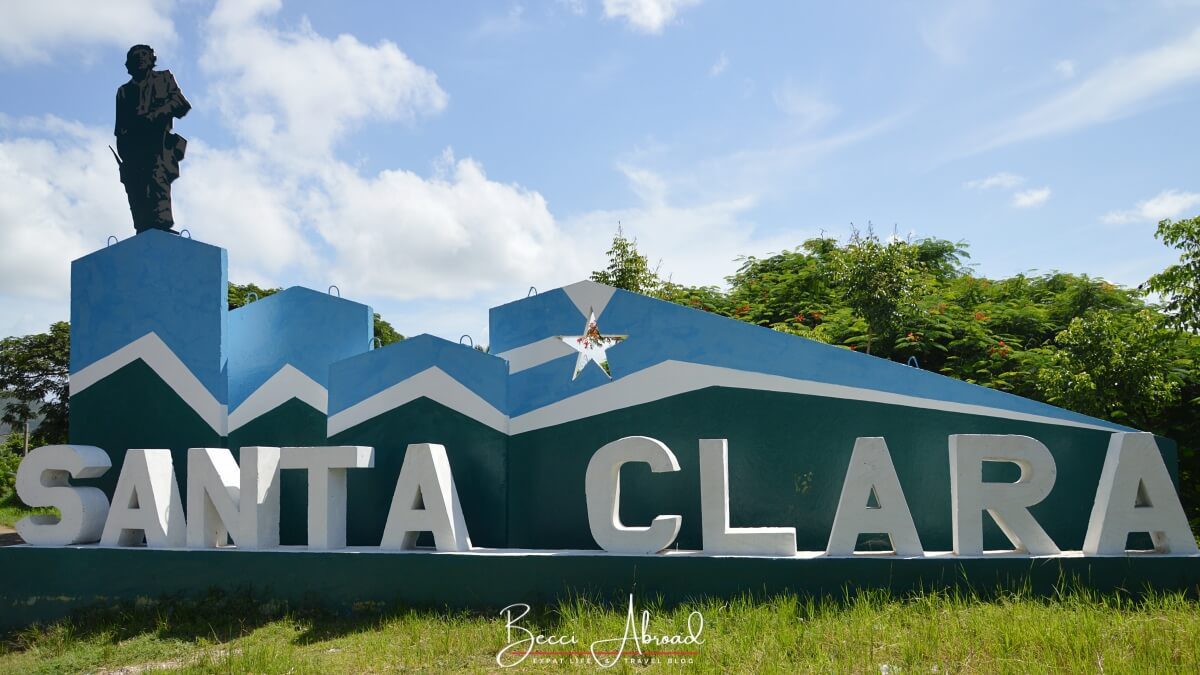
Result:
[227, 397, 329, 546]
[1, 547, 1197, 632]
[507, 388, 1175, 552]
[70, 360, 223, 499]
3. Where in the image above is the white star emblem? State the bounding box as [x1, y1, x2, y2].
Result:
[558, 309, 627, 380]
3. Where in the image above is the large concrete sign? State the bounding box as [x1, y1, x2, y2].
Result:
[2, 231, 1197, 628]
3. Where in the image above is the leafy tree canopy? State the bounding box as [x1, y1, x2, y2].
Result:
[0, 321, 69, 445]
[1146, 214, 1200, 332]
[590, 227, 662, 295]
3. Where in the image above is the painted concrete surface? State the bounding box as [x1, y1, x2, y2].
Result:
[71, 230, 228, 405]
[228, 286, 372, 421]
[1, 545, 1197, 631]
[59, 235, 1184, 562]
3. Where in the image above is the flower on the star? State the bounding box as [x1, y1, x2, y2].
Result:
[558, 309, 627, 381]
[578, 319, 605, 348]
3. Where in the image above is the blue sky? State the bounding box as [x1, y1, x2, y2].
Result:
[2, 0, 1200, 344]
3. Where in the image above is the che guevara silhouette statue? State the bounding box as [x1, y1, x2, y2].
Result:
[113, 44, 190, 234]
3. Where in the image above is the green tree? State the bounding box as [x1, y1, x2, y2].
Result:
[831, 229, 921, 355]
[1145, 214, 1200, 332]
[0, 322, 70, 445]
[374, 313, 404, 347]
[0, 433, 27, 499]
[590, 227, 662, 295]
[1033, 310, 1185, 429]
[228, 282, 281, 310]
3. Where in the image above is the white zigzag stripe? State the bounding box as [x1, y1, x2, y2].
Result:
[496, 336, 576, 374]
[327, 366, 508, 437]
[507, 360, 1122, 435]
[69, 332, 227, 435]
[227, 365, 328, 433]
[324, 359, 1120, 438]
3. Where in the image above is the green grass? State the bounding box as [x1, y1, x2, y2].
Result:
[2, 588, 1199, 673]
[0, 494, 55, 529]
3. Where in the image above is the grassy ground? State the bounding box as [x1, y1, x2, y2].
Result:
[1, 588, 1198, 673]
[1, 492, 1197, 672]
[0, 495, 54, 529]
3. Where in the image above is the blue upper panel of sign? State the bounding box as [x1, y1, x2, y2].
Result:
[328, 334, 508, 417]
[491, 281, 1129, 430]
[227, 286, 372, 411]
[66, 234, 1130, 435]
[70, 230, 228, 402]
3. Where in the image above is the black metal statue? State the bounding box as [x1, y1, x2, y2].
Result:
[113, 44, 190, 234]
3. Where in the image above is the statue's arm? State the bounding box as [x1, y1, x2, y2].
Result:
[153, 71, 191, 121]
[114, 89, 124, 137]
[164, 70, 192, 119]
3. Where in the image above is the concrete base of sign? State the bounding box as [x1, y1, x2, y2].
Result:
[1, 546, 1197, 632]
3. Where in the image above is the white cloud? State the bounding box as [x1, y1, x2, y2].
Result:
[0, 115, 319, 304]
[173, 144, 317, 284]
[709, 51, 729, 77]
[475, 5, 529, 37]
[312, 151, 581, 300]
[0, 0, 175, 65]
[771, 82, 837, 131]
[986, 26, 1200, 150]
[0, 5, 580, 335]
[967, 172, 1049, 209]
[204, 0, 448, 161]
[558, 0, 588, 16]
[1101, 189, 1200, 224]
[919, 0, 990, 65]
[1012, 186, 1052, 208]
[616, 164, 669, 205]
[0, 116, 129, 301]
[1054, 59, 1076, 79]
[966, 172, 1025, 190]
[697, 113, 903, 194]
[565, 167, 773, 288]
[0, 0, 824, 343]
[602, 0, 702, 34]
[0, 119, 578, 332]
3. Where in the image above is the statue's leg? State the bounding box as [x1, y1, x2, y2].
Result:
[150, 164, 175, 231]
[124, 171, 152, 234]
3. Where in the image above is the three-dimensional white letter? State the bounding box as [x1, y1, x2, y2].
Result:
[585, 436, 681, 554]
[100, 449, 186, 547]
[827, 437, 923, 556]
[1084, 432, 1198, 555]
[950, 435, 1060, 556]
[15, 445, 111, 546]
[699, 439, 795, 556]
[380, 443, 472, 551]
[279, 446, 374, 550]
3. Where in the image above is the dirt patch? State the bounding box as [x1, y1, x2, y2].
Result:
[0, 525, 22, 546]
[97, 658, 186, 674]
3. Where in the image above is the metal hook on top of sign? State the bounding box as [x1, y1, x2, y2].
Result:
[328, 285, 341, 298]
[459, 335, 474, 348]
